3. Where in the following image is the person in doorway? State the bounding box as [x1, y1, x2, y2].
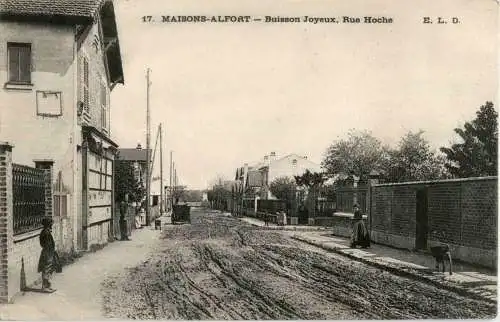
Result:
[119, 195, 130, 241]
[350, 204, 371, 248]
[37, 217, 60, 292]
[298, 203, 309, 225]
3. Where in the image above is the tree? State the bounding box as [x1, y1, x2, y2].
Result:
[207, 189, 215, 207]
[114, 160, 145, 203]
[171, 185, 187, 203]
[184, 190, 203, 202]
[294, 170, 327, 188]
[382, 130, 449, 182]
[294, 170, 327, 217]
[214, 184, 231, 211]
[269, 176, 296, 202]
[319, 184, 336, 201]
[322, 129, 386, 180]
[440, 101, 498, 177]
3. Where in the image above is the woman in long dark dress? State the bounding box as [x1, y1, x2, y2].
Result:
[350, 204, 371, 248]
[38, 217, 59, 292]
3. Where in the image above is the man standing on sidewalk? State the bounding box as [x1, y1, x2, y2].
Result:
[38, 217, 61, 292]
[119, 194, 130, 241]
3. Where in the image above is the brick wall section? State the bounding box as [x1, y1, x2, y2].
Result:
[391, 186, 416, 237]
[460, 180, 497, 249]
[427, 183, 462, 244]
[371, 186, 392, 232]
[9, 232, 42, 301]
[0, 143, 13, 303]
[370, 177, 498, 268]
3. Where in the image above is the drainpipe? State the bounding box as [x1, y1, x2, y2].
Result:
[72, 32, 79, 251]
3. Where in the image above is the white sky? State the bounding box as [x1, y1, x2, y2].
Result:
[110, 0, 498, 189]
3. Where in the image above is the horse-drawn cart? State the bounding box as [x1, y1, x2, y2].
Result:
[172, 204, 191, 224]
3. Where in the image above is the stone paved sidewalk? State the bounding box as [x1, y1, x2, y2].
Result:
[0, 222, 164, 321]
[240, 216, 328, 231]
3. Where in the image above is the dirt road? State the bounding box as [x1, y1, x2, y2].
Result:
[101, 208, 496, 320]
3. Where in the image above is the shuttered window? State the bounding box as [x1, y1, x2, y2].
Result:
[8, 43, 31, 83]
[100, 82, 107, 130]
[54, 194, 68, 218]
[83, 57, 90, 110]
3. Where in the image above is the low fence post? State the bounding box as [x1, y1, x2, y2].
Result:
[367, 173, 380, 235]
[0, 143, 13, 303]
[352, 175, 360, 207]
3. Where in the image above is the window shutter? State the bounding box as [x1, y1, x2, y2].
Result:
[8, 46, 19, 82]
[19, 45, 31, 82]
[7, 44, 31, 83]
[83, 57, 89, 110]
[101, 82, 107, 129]
[54, 195, 60, 217]
[54, 194, 68, 218]
[78, 56, 83, 101]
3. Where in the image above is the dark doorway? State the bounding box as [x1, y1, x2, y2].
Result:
[298, 204, 309, 225]
[415, 188, 429, 250]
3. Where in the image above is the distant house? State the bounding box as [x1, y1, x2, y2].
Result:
[239, 152, 323, 199]
[116, 144, 151, 188]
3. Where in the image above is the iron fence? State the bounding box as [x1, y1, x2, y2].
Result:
[316, 200, 337, 216]
[12, 164, 46, 235]
[336, 186, 368, 213]
[257, 199, 287, 214]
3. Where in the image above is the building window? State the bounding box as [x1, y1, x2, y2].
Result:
[292, 159, 298, 166]
[8, 43, 31, 84]
[100, 82, 107, 130]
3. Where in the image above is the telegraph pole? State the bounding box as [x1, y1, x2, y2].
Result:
[145, 68, 151, 226]
[172, 161, 176, 205]
[169, 150, 173, 210]
[159, 123, 164, 214]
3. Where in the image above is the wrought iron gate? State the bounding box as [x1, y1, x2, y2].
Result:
[12, 164, 46, 234]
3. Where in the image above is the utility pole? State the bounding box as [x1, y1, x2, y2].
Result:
[174, 167, 177, 192]
[169, 150, 173, 210]
[160, 123, 164, 214]
[145, 68, 151, 226]
[172, 161, 176, 205]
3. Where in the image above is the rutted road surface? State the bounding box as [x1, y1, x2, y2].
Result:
[101, 208, 496, 320]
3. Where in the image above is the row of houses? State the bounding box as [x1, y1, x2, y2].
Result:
[234, 152, 323, 200]
[0, 0, 153, 303]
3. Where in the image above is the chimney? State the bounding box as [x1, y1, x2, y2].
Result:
[243, 163, 249, 187]
[264, 155, 270, 167]
[136, 143, 142, 149]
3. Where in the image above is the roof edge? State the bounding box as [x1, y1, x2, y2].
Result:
[0, 12, 93, 25]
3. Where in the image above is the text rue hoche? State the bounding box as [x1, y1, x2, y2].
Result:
[142, 15, 394, 24]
